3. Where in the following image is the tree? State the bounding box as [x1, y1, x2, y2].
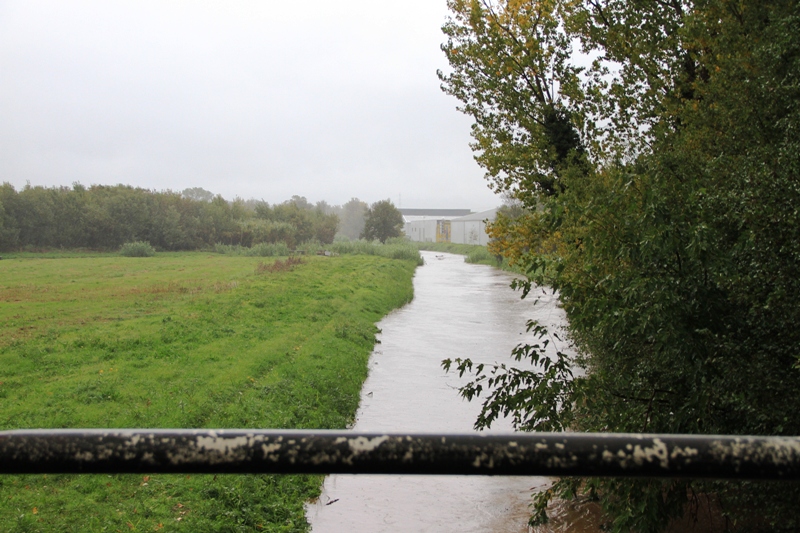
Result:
[0, 184, 20, 251]
[439, 0, 585, 203]
[288, 195, 311, 210]
[311, 209, 339, 245]
[441, 0, 800, 530]
[337, 198, 368, 240]
[181, 187, 215, 202]
[361, 200, 403, 243]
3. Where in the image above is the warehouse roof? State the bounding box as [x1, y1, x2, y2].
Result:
[398, 208, 472, 217]
[452, 208, 499, 221]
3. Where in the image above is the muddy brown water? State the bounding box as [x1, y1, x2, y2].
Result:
[305, 251, 577, 532]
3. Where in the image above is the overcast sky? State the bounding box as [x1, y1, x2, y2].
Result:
[0, 0, 501, 210]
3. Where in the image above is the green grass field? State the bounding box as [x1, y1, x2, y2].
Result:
[0, 252, 417, 532]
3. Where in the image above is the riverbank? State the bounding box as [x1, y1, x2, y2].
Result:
[0, 252, 417, 531]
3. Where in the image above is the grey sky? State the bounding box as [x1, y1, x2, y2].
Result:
[0, 0, 500, 210]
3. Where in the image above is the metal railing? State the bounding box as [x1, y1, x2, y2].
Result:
[1, 429, 799, 479]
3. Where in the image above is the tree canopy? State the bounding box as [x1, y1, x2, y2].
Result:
[337, 198, 369, 241]
[361, 200, 404, 243]
[441, 0, 800, 530]
[0, 184, 380, 252]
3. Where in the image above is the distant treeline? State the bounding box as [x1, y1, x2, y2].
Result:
[0, 183, 369, 252]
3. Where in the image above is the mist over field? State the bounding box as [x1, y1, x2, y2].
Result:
[0, 0, 500, 210]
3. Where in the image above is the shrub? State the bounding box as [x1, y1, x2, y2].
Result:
[465, 247, 494, 265]
[120, 241, 156, 257]
[214, 243, 244, 255]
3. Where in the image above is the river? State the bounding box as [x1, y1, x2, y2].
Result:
[305, 251, 574, 532]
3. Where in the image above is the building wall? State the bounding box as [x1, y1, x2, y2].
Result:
[436, 220, 451, 243]
[450, 220, 490, 245]
[403, 209, 496, 245]
[404, 219, 440, 242]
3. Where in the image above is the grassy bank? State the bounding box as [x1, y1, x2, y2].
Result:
[0, 252, 417, 532]
[214, 239, 424, 266]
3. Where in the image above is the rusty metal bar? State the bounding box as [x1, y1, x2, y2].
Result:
[1, 430, 799, 479]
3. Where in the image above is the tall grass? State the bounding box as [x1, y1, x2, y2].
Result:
[328, 239, 423, 265]
[215, 239, 424, 266]
[214, 242, 290, 257]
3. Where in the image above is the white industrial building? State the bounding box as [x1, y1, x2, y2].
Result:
[400, 208, 498, 246]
